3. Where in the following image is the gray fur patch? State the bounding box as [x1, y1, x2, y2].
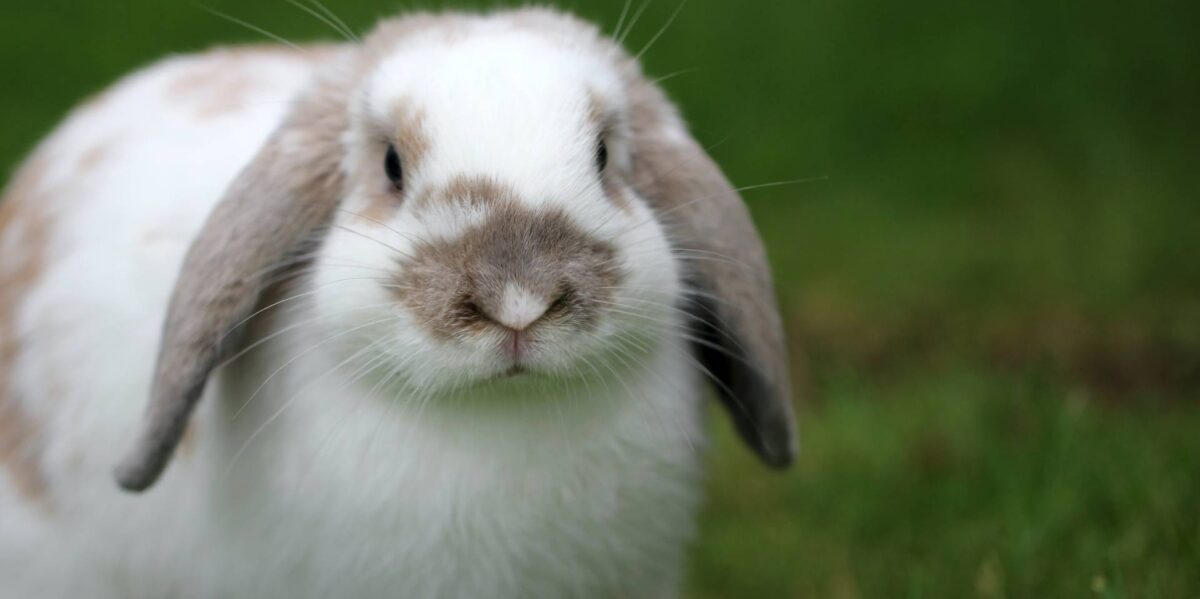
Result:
[395, 188, 622, 341]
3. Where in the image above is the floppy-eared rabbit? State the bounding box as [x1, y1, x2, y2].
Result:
[0, 8, 795, 598]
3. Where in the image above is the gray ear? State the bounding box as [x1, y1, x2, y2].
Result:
[626, 76, 797, 468]
[114, 67, 351, 492]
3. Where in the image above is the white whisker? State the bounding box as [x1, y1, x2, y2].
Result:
[196, 4, 304, 50]
[617, 0, 653, 46]
[635, 0, 688, 61]
[283, 0, 359, 43]
[232, 315, 402, 420]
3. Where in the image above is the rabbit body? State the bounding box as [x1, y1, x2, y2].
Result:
[0, 48, 704, 599]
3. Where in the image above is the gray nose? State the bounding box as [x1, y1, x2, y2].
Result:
[393, 198, 619, 341]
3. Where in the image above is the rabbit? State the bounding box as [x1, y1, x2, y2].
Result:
[0, 8, 795, 599]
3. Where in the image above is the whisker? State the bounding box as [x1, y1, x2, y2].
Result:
[332, 223, 417, 260]
[362, 357, 421, 455]
[652, 67, 702, 85]
[618, 175, 830, 248]
[615, 328, 755, 435]
[298, 348, 404, 480]
[617, 0, 653, 46]
[232, 314, 402, 420]
[613, 0, 635, 40]
[602, 332, 699, 455]
[635, 0, 688, 61]
[217, 276, 396, 348]
[612, 246, 754, 270]
[218, 299, 399, 370]
[283, 0, 358, 43]
[195, 4, 304, 50]
[597, 285, 740, 321]
[222, 334, 393, 482]
[307, 0, 360, 43]
[592, 294, 753, 359]
[338, 208, 430, 247]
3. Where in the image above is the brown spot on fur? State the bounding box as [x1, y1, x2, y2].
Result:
[0, 153, 52, 506]
[196, 75, 258, 119]
[390, 100, 430, 168]
[78, 140, 112, 171]
[141, 227, 180, 246]
[167, 69, 210, 100]
[394, 198, 622, 341]
[170, 67, 260, 121]
[443, 176, 511, 207]
[412, 175, 516, 214]
[169, 45, 339, 120]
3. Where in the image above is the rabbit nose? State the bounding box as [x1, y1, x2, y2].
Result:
[473, 282, 551, 332]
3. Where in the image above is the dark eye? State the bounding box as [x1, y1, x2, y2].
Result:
[596, 138, 608, 173]
[384, 144, 403, 189]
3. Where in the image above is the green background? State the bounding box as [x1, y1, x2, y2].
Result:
[3, 0, 1197, 596]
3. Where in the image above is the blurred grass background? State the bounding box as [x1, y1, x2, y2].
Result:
[3, 0, 1197, 596]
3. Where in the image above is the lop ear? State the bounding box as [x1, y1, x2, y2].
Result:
[114, 66, 352, 492]
[626, 77, 798, 468]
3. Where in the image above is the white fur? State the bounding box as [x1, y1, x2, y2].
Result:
[1, 19, 706, 599]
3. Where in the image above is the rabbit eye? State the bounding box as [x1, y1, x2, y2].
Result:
[384, 144, 403, 189]
[596, 138, 608, 173]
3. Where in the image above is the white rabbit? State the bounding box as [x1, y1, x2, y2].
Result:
[0, 8, 795, 598]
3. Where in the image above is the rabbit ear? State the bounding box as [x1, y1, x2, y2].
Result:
[114, 66, 352, 492]
[626, 77, 798, 469]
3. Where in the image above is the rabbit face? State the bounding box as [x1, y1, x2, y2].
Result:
[312, 22, 682, 396]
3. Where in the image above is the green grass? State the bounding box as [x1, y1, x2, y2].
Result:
[691, 366, 1200, 597]
[3, 0, 1198, 596]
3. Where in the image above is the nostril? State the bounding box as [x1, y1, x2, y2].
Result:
[546, 287, 574, 315]
[459, 298, 489, 323]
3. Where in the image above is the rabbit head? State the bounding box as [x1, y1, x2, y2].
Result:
[115, 9, 796, 492]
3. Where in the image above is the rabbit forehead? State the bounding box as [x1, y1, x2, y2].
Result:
[365, 26, 623, 201]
